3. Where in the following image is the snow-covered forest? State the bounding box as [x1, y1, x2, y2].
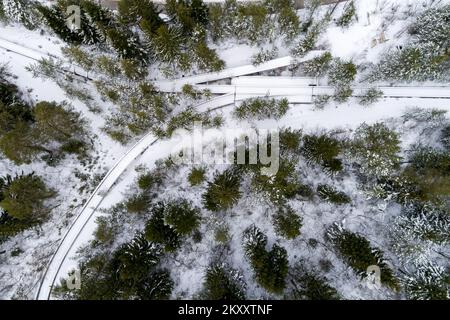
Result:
[0, 0, 449, 301]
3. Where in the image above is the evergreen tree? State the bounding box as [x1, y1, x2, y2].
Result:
[149, 24, 182, 65]
[328, 58, 357, 87]
[202, 168, 241, 212]
[303, 52, 332, 77]
[0, 121, 51, 164]
[402, 262, 449, 300]
[272, 205, 302, 239]
[164, 199, 201, 236]
[327, 224, 399, 290]
[302, 133, 343, 174]
[37, 4, 83, 44]
[336, 1, 357, 28]
[0, 172, 54, 222]
[234, 97, 289, 121]
[287, 262, 340, 300]
[201, 262, 246, 300]
[188, 167, 206, 186]
[1, 0, 39, 29]
[33, 101, 86, 144]
[144, 203, 181, 252]
[317, 184, 351, 205]
[351, 123, 401, 178]
[359, 87, 383, 106]
[243, 225, 289, 294]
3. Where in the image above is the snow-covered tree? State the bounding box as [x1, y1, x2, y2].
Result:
[243, 225, 289, 294]
[402, 261, 449, 300]
[336, 1, 357, 28]
[327, 224, 399, 290]
[359, 87, 383, 106]
[201, 262, 246, 300]
[202, 168, 241, 212]
[303, 52, 333, 77]
[1, 0, 39, 29]
[350, 123, 401, 178]
[287, 261, 340, 300]
[272, 205, 302, 239]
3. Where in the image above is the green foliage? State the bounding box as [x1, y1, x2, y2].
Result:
[251, 48, 278, 66]
[208, 0, 273, 45]
[317, 184, 351, 205]
[303, 52, 333, 77]
[402, 262, 449, 300]
[279, 128, 302, 153]
[201, 263, 246, 300]
[33, 101, 86, 144]
[312, 94, 331, 109]
[188, 167, 206, 186]
[55, 234, 173, 300]
[369, 5, 450, 82]
[302, 133, 343, 174]
[277, 4, 300, 41]
[272, 205, 302, 239]
[243, 225, 289, 294]
[351, 123, 401, 178]
[165, 107, 222, 138]
[193, 41, 225, 72]
[202, 168, 241, 212]
[252, 159, 311, 205]
[164, 199, 201, 236]
[1, 0, 39, 29]
[359, 87, 383, 106]
[327, 224, 399, 290]
[118, 0, 164, 33]
[144, 203, 181, 252]
[328, 58, 357, 87]
[126, 192, 151, 214]
[234, 97, 289, 121]
[291, 21, 322, 57]
[333, 85, 353, 103]
[287, 262, 340, 300]
[137, 171, 163, 191]
[402, 146, 450, 201]
[336, 1, 357, 28]
[0, 172, 53, 222]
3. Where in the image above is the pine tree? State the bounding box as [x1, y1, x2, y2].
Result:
[302, 133, 343, 174]
[234, 97, 289, 120]
[336, 1, 357, 28]
[164, 199, 201, 236]
[351, 123, 401, 178]
[328, 58, 357, 87]
[402, 262, 449, 300]
[317, 184, 351, 205]
[144, 203, 181, 252]
[326, 224, 399, 290]
[303, 52, 332, 77]
[37, 4, 83, 44]
[148, 24, 182, 65]
[112, 233, 163, 285]
[243, 225, 289, 294]
[0, 172, 54, 222]
[202, 168, 241, 212]
[287, 262, 340, 300]
[33, 101, 87, 144]
[359, 87, 383, 106]
[272, 205, 302, 239]
[1, 0, 39, 29]
[201, 262, 246, 300]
